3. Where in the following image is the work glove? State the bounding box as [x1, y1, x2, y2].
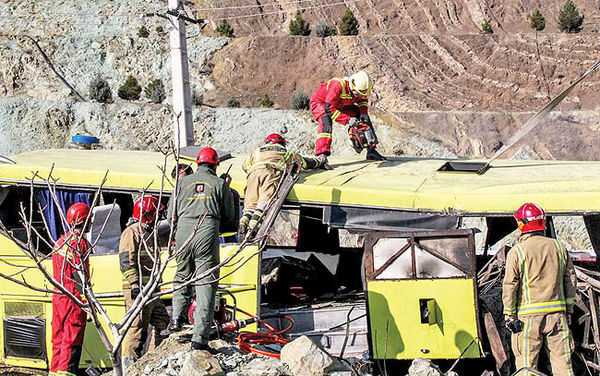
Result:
[131, 287, 140, 299]
[348, 117, 359, 128]
[505, 318, 524, 333]
[219, 173, 232, 185]
[359, 113, 372, 126]
[567, 313, 572, 325]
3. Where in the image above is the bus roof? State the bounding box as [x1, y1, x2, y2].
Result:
[1, 149, 600, 214]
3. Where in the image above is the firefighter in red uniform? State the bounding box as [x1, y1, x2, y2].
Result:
[310, 70, 385, 168]
[50, 203, 92, 376]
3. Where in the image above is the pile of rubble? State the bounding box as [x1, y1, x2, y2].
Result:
[121, 329, 459, 376]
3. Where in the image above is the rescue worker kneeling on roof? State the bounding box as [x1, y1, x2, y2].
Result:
[50, 203, 92, 376]
[167, 147, 238, 351]
[239, 133, 321, 239]
[502, 202, 577, 376]
[310, 70, 385, 169]
[120, 196, 169, 365]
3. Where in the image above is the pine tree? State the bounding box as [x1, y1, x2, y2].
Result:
[215, 20, 234, 38]
[529, 9, 546, 31]
[289, 11, 311, 36]
[557, 0, 584, 33]
[118, 76, 142, 101]
[258, 94, 274, 108]
[339, 8, 359, 35]
[480, 21, 493, 34]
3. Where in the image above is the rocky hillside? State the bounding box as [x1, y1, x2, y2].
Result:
[0, 0, 599, 161]
[194, 0, 600, 35]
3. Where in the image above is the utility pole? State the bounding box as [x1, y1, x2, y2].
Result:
[168, 0, 194, 149]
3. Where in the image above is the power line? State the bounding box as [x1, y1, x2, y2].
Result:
[191, 0, 320, 11]
[208, 0, 362, 21]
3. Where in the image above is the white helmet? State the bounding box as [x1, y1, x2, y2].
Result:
[349, 70, 372, 97]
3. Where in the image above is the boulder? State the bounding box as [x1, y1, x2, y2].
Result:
[407, 358, 443, 376]
[238, 357, 290, 376]
[180, 350, 225, 376]
[280, 336, 345, 376]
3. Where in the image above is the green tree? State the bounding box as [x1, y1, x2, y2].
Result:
[258, 93, 274, 108]
[144, 79, 166, 104]
[529, 9, 546, 31]
[315, 20, 336, 37]
[138, 26, 150, 38]
[289, 11, 310, 36]
[480, 21, 493, 34]
[557, 0, 584, 33]
[155, 26, 164, 34]
[215, 20, 234, 37]
[118, 75, 142, 101]
[339, 8, 359, 35]
[89, 75, 113, 104]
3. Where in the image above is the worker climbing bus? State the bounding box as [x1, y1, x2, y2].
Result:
[239, 133, 321, 239]
[310, 70, 385, 169]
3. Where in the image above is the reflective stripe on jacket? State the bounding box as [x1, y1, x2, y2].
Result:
[502, 233, 577, 317]
[119, 221, 155, 288]
[242, 144, 305, 173]
[309, 76, 368, 125]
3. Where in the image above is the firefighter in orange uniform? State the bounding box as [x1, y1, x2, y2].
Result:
[310, 70, 385, 168]
[50, 203, 92, 376]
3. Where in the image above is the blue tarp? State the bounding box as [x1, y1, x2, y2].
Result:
[34, 189, 90, 241]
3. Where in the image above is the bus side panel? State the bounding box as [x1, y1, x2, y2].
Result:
[367, 279, 481, 359]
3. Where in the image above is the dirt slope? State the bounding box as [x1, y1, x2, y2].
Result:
[206, 34, 600, 111]
[193, 0, 600, 36]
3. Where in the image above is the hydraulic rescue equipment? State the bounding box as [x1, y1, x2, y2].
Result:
[348, 121, 378, 153]
[188, 297, 294, 358]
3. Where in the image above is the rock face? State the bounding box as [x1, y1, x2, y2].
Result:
[280, 336, 347, 376]
[180, 351, 225, 376]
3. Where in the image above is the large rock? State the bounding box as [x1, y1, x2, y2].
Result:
[238, 357, 290, 376]
[280, 336, 346, 376]
[180, 350, 225, 376]
[407, 358, 443, 376]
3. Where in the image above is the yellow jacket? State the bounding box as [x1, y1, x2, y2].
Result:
[502, 233, 577, 318]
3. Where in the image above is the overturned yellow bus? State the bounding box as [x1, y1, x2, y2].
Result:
[0, 148, 599, 372]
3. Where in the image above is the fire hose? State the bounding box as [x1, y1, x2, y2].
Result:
[235, 308, 294, 359]
[188, 298, 294, 358]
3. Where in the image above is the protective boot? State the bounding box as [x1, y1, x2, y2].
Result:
[316, 154, 333, 170]
[191, 341, 218, 354]
[168, 317, 185, 332]
[366, 147, 386, 161]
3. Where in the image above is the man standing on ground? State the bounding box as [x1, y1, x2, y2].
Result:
[167, 147, 238, 351]
[239, 133, 321, 239]
[120, 196, 169, 365]
[502, 202, 577, 376]
[50, 203, 91, 376]
[310, 70, 385, 168]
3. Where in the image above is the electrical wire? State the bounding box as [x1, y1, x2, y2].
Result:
[207, 0, 363, 21]
[191, 0, 320, 11]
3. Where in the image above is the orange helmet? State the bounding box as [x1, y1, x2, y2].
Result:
[196, 147, 219, 165]
[514, 202, 546, 233]
[66, 203, 91, 226]
[265, 133, 286, 146]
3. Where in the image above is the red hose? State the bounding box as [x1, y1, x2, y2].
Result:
[235, 308, 294, 359]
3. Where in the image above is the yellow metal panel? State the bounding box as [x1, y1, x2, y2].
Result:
[367, 279, 481, 359]
[4, 149, 600, 213]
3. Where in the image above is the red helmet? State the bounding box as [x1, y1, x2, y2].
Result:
[265, 133, 286, 146]
[196, 147, 219, 165]
[66, 203, 91, 226]
[133, 196, 165, 224]
[514, 202, 546, 233]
